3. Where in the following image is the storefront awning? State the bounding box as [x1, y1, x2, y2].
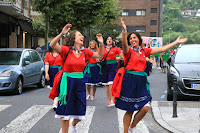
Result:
[18, 21, 35, 35]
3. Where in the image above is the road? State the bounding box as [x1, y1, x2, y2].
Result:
[0, 66, 172, 133]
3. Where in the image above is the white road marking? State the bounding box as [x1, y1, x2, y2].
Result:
[59, 106, 95, 133]
[117, 109, 149, 133]
[0, 105, 11, 112]
[0, 105, 51, 133]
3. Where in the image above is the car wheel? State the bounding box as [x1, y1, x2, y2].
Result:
[37, 74, 45, 88]
[14, 77, 23, 95]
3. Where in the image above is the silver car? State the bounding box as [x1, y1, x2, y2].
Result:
[0, 48, 45, 94]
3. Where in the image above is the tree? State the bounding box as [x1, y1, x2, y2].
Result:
[33, 0, 65, 49]
[171, 22, 186, 32]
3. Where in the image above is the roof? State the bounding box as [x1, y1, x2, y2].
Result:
[0, 48, 32, 52]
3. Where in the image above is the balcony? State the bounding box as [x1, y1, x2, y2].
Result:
[0, 0, 31, 20]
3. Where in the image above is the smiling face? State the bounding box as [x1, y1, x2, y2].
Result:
[106, 37, 113, 46]
[90, 41, 96, 49]
[129, 33, 140, 48]
[75, 31, 84, 46]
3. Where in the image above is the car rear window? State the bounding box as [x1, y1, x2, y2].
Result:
[0, 51, 21, 65]
[175, 46, 200, 63]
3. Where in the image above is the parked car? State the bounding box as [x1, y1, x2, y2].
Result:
[167, 44, 200, 100]
[0, 48, 45, 94]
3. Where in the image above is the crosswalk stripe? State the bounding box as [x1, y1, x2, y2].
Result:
[0, 105, 52, 133]
[117, 109, 149, 133]
[59, 106, 95, 133]
[0, 105, 11, 112]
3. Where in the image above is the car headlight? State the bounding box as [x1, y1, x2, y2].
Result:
[1, 70, 13, 77]
[169, 66, 179, 77]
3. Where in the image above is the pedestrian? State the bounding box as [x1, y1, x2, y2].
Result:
[114, 18, 187, 133]
[100, 36, 123, 107]
[48, 24, 104, 133]
[160, 53, 164, 72]
[154, 52, 160, 67]
[160, 51, 170, 73]
[84, 40, 100, 100]
[44, 44, 62, 111]
[36, 45, 42, 52]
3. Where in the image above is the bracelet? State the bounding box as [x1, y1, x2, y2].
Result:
[122, 30, 127, 33]
[61, 32, 66, 37]
[100, 43, 104, 46]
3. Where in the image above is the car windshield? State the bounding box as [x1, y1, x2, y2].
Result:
[0, 51, 22, 65]
[175, 46, 200, 63]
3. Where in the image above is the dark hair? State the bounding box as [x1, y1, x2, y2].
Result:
[48, 46, 53, 53]
[103, 36, 115, 47]
[63, 30, 78, 49]
[127, 32, 143, 46]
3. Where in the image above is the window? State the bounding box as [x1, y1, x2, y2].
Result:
[151, 8, 157, 13]
[135, 26, 146, 32]
[151, 20, 157, 25]
[122, 12, 128, 16]
[127, 26, 146, 32]
[23, 51, 32, 63]
[150, 32, 156, 37]
[30, 51, 40, 62]
[136, 10, 146, 16]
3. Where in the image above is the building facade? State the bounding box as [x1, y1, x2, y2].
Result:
[118, 0, 163, 37]
[0, 0, 36, 48]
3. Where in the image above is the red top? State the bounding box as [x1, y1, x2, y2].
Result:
[44, 52, 63, 66]
[98, 46, 121, 60]
[60, 46, 93, 72]
[124, 47, 152, 71]
[88, 58, 99, 63]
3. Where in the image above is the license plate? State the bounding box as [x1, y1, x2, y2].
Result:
[191, 84, 200, 89]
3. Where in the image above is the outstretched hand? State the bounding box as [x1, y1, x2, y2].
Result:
[121, 18, 126, 31]
[96, 34, 103, 44]
[61, 24, 72, 35]
[175, 36, 187, 44]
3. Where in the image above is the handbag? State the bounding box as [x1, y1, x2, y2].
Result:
[99, 48, 112, 67]
[112, 54, 131, 97]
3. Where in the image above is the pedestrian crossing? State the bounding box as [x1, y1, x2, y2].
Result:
[0, 105, 149, 133]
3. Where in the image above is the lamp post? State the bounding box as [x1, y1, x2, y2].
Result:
[169, 28, 172, 44]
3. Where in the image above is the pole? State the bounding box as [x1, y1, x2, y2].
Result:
[169, 28, 171, 44]
[172, 78, 178, 117]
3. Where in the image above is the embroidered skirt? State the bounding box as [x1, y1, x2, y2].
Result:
[55, 77, 86, 120]
[100, 62, 118, 85]
[115, 73, 152, 111]
[84, 65, 100, 85]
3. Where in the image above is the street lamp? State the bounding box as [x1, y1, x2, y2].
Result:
[169, 28, 172, 44]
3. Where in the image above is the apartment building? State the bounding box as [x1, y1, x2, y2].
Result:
[118, 0, 163, 37]
[0, 0, 36, 48]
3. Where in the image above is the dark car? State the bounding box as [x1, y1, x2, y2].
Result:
[167, 44, 200, 100]
[0, 48, 45, 94]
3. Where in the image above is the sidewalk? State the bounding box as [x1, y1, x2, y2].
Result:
[151, 101, 200, 133]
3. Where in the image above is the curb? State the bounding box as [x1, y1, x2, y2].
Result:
[151, 101, 182, 133]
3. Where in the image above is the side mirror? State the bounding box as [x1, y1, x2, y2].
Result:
[23, 60, 30, 66]
[167, 57, 171, 65]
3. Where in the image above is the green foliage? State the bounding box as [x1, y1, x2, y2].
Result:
[163, 4, 200, 44]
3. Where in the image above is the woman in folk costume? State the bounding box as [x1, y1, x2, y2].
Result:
[44, 45, 62, 111]
[114, 18, 187, 133]
[49, 24, 104, 133]
[84, 40, 100, 100]
[100, 36, 123, 107]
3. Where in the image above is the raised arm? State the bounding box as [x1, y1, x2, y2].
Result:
[92, 34, 104, 58]
[150, 36, 187, 55]
[50, 24, 72, 53]
[121, 18, 129, 54]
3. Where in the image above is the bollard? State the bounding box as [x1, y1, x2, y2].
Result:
[172, 78, 178, 117]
